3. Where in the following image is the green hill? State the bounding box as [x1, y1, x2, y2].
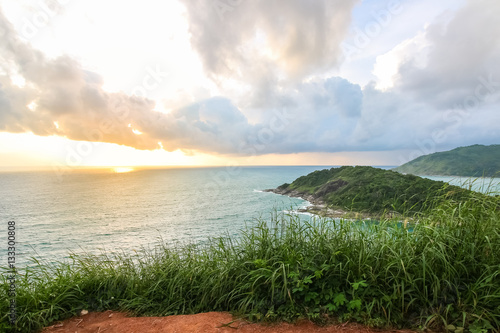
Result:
[394, 144, 500, 177]
[270, 166, 472, 216]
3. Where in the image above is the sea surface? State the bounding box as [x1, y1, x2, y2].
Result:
[0, 166, 498, 266]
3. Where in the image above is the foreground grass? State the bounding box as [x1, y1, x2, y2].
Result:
[1, 193, 499, 333]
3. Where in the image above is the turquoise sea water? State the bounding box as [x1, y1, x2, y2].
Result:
[0, 166, 329, 265]
[422, 175, 500, 194]
[0, 166, 498, 266]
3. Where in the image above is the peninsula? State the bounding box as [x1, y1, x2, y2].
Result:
[266, 166, 471, 218]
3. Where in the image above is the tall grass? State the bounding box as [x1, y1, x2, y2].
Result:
[1, 191, 499, 333]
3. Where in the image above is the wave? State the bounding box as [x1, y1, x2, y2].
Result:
[283, 209, 314, 216]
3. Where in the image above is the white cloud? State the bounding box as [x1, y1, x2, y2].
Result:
[180, 0, 359, 85]
[394, 0, 500, 107]
[372, 31, 429, 90]
[0, 0, 499, 161]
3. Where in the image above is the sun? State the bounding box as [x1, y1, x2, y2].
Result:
[113, 167, 134, 173]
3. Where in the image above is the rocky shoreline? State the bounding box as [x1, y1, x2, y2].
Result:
[263, 187, 372, 219]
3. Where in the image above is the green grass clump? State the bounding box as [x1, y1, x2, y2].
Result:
[1, 192, 499, 333]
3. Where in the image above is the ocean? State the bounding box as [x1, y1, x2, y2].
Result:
[1, 166, 499, 267]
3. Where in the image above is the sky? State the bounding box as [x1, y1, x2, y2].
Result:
[0, 0, 499, 170]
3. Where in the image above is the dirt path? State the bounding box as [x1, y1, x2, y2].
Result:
[42, 311, 416, 333]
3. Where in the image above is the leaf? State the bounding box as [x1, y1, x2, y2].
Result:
[446, 324, 456, 332]
[305, 292, 319, 302]
[381, 294, 393, 302]
[351, 280, 368, 291]
[469, 319, 493, 333]
[323, 288, 334, 301]
[326, 303, 337, 311]
[321, 263, 331, 271]
[347, 299, 362, 311]
[333, 293, 347, 307]
[253, 259, 267, 268]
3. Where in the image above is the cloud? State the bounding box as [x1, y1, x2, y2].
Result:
[393, 0, 500, 108]
[1, 0, 499, 160]
[360, 0, 500, 154]
[240, 77, 365, 154]
[0, 9, 256, 154]
[180, 0, 359, 84]
[0, 4, 370, 157]
[372, 31, 430, 90]
[0, 8, 368, 157]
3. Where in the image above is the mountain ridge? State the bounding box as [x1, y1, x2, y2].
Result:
[394, 144, 500, 177]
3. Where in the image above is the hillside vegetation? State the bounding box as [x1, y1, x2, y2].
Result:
[2, 191, 499, 332]
[274, 166, 472, 216]
[394, 144, 500, 177]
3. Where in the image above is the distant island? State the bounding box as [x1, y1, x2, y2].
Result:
[266, 166, 472, 218]
[394, 144, 500, 177]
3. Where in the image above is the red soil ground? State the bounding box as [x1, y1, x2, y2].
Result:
[42, 311, 417, 333]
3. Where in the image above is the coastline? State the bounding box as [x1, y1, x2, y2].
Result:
[264, 187, 377, 219]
